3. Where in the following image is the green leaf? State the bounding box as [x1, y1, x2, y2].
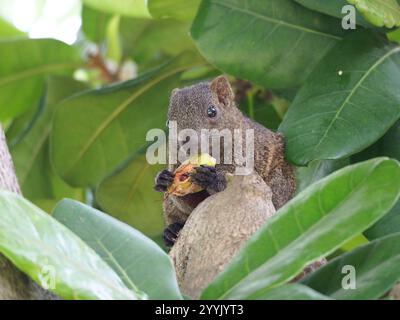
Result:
[294, 0, 370, 27]
[5, 104, 39, 147]
[96, 153, 164, 237]
[350, 120, 400, 241]
[0, 18, 25, 38]
[120, 18, 196, 70]
[53, 199, 182, 300]
[82, 0, 151, 18]
[279, 30, 400, 166]
[81, 5, 113, 43]
[191, 0, 345, 89]
[11, 76, 87, 201]
[351, 121, 400, 164]
[148, 0, 201, 22]
[51, 52, 204, 187]
[0, 190, 142, 300]
[301, 232, 400, 299]
[339, 233, 369, 252]
[253, 284, 330, 300]
[106, 15, 122, 63]
[0, 38, 82, 120]
[297, 159, 350, 193]
[388, 28, 400, 43]
[347, 0, 400, 28]
[238, 92, 282, 131]
[201, 158, 400, 300]
[365, 200, 400, 240]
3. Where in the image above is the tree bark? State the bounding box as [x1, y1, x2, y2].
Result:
[0, 124, 55, 299]
[169, 172, 276, 299]
[390, 283, 400, 300]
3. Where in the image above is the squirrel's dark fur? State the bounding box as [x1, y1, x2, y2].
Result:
[155, 76, 296, 247]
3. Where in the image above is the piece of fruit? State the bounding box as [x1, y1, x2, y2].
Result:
[167, 154, 216, 196]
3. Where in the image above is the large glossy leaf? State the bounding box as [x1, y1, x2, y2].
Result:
[0, 191, 142, 300]
[191, 0, 346, 89]
[201, 158, 400, 300]
[279, 30, 400, 166]
[0, 38, 81, 120]
[294, 0, 370, 27]
[96, 153, 164, 237]
[297, 159, 350, 193]
[253, 284, 330, 300]
[148, 0, 201, 22]
[301, 232, 400, 299]
[82, 0, 150, 18]
[11, 76, 86, 202]
[347, 0, 400, 28]
[53, 199, 182, 300]
[51, 53, 204, 187]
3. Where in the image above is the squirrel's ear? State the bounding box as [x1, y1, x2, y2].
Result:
[210, 75, 234, 106]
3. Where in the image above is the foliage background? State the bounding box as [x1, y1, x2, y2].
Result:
[0, 0, 400, 300]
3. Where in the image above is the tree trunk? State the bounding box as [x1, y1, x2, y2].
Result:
[0, 125, 56, 299]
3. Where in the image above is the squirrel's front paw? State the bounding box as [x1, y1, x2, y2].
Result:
[190, 165, 226, 193]
[163, 222, 184, 248]
[154, 169, 174, 192]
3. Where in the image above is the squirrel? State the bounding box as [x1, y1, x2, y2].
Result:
[154, 76, 296, 248]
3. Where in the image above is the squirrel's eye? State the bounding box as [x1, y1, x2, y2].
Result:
[207, 105, 217, 118]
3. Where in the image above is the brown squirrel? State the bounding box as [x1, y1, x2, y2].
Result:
[155, 76, 296, 247]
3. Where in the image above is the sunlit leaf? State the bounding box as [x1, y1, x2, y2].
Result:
[53, 199, 182, 299]
[0, 17, 25, 38]
[0, 191, 143, 300]
[347, 0, 400, 28]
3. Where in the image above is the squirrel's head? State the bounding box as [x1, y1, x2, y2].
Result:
[167, 75, 242, 134]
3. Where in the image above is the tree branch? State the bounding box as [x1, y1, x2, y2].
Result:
[0, 124, 56, 299]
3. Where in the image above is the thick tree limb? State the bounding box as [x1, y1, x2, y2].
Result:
[0, 125, 56, 299]
[169, 172, 276, 299]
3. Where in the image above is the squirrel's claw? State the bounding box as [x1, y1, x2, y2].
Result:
[163, 222, 184, 248]
[154, 169, 174, 192]
[190, 165, 226, 193]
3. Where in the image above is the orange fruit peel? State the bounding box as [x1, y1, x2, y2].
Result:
[167, 154, 216, 197]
